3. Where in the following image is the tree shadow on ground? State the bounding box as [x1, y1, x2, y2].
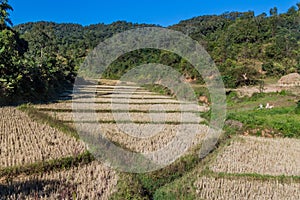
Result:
[0, 179, 77, 199]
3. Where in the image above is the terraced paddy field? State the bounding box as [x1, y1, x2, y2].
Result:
[36, 102, 206, 113]
[0, 106, 118, 199]
[93, 123, 208, 153]
[40, 111, 204, 123]
[0, 80, 210, 199]
[154, 135, 300, 200]
[210, 136, 300, 176]
[2, 79, 299, 199]
[0, 161, 117, 200]
[0, 107, 86, 168]
[33, 82, 208, 154]
[194, 176, 300, 200]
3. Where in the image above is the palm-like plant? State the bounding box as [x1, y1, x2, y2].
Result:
[0, 0, 13, 29]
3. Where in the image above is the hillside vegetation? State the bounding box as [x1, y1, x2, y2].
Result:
[1, 0, 300, 104]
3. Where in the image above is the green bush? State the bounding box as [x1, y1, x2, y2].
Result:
[295, 101, 300, 114]
[110, 174, 149, 200]
[153, 191, 178, 200]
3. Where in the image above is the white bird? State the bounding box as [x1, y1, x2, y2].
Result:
[266, 103, 274, 109]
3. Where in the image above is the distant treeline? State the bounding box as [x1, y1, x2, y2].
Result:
[1, 0, 300, 104]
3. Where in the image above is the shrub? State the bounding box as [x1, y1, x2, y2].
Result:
[295, 101, 300, 114]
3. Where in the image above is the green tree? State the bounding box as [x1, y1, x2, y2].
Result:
[297, 3, 300, 11]
[270, 7, 278, 16]
[0, 29, 27, 99]
[287, 6, 297, 15]
[0, 0, 28, 101]
[0, 0, 13, 29]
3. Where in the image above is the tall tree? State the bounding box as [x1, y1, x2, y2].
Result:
[0, 0, 13, 29]
[270, 7, 278, 16]
[0, 0, 28, 102]
[297, 3, 300, 12]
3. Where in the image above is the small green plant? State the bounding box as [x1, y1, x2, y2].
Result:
[258, 80, 265, 93]
[295, 101, 300, 114]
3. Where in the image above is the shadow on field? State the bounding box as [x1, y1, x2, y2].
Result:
[0, 179, 77, 198]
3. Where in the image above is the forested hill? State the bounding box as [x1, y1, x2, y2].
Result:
[172, 8, 300, 84]
[1, 19, 158, 104]
[16, 6, 300, 84]
[13, 21, 159, 70]
[14, 21, 158, 50]
[1, 0, 300, 104]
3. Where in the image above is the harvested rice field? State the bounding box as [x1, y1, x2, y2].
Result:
[194, 176, 300, 200]
[41, 111, 204, 124]
[33, 82, 209, 154]
[73, 97, 191, 104]
[36, 102, 207, 112]
[0, 161, 118, 200]
[4, 79, 299, 199]
[210, 136, 300, 176]
[94, 124, 208, 152]
[154, 135, 300, 199]
[0, 107, 86, 168]
[0, 80, 210, 199]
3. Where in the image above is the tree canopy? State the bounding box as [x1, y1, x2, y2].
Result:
[1, 1, 300, 104]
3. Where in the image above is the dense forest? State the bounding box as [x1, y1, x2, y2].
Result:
[1, 0, 300, 104]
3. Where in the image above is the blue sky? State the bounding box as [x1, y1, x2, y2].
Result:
[10, 0, 299, 27]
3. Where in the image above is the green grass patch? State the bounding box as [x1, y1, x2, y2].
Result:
[110, 173, 150, 200]
[109, 143, 210, 200]
[213, 171, 300, 182]
[295, 100, 300, 114]
[227, 106, 300, 138]
[143, 84, 174, 96]
[136, 153, 201, 198]
[226, 91, 294, 110]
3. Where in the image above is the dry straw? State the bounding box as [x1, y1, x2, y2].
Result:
[195, 176, 300, 200]
[0, 161, 118, 200]
[0, 107, 85, 168]
[210, 136, 300, 176]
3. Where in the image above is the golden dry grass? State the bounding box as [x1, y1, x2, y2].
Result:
[0, 107, 86, 168]
[35, 83, 208, 154]
[98, 124, 208, 153]
[43, 111, 204, 124]
[36, 102, 206, 112]
[0, 161, 118, 200]
[210, 136, 300, 176]
[194, 176, 300, 200]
